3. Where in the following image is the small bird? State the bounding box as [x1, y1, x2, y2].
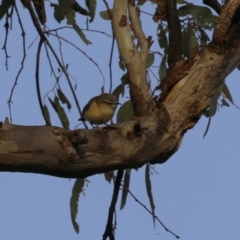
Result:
[78, 93, 120, 125]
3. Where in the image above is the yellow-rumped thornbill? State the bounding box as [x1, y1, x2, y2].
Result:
[78, 93, 121, 125]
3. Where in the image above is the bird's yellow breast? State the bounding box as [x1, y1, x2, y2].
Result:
[83, 102, 115, 124]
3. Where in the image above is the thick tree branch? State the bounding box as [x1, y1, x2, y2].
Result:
[1, 34, 240, 176]
[112, 0, 155, 116]
[211, 0, 240, 48]
[165, 0, 182, 68]
[1, 0, 240, 178]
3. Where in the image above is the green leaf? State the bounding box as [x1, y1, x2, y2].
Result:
[117, 100, 134, 123]
[73, 24, 92, 45]
[145, 163, 155, 227]
[71, 1, 89, 16]
[120, 169, 131, 210]
[182, 22, 198, 57]
[158, 25, 168, 53]
[159, 56, 167, 81]
[70, 178, 85, 234]
[121, 73, 129, 85]
[222, 83, 233, 104]
[138, 0, 147, 6]
[49, 96, 70, 129]
[43, 104, 51, 125]
[60, 0, 75, 13]
[0, 0, 12, 20]
[203, 115, 211, 138]
[178, 4, 190, 17]
[66, 10, 76, 25]
[101, 85, 104, 94]
[221, 98, 230, 107]
[188, 23, 198, 51]
[208, 94, 218, 116]
[112, 84, 125, 102]
[146, 53, 155, 68]
[104, 172, 112, 184]
[48, 97, 58, 112]
[178, 4, 217, 30]
[99, 9, 112, 20]
[57, 88, 72, 110]
[181, 30, 188, 57]
[53, 5, 65, 23]
[85, 0, 96, 22]
[119, 55, 126, 71]
[208, 83, 224, 117]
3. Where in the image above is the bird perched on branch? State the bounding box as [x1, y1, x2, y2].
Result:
[78, 93, 120, 125]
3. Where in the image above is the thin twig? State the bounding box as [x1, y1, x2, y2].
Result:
[36, 39, 51, 125]
[2, 8, 11, 71]
[102, 0, 115, 94]
[7, 4, 26, 123]
[109, 171, 180, 238]
[44, 26, 113, 38]
[23, 0, 88, 128]
[47, 32, 105, 87]
[109, 37, 115, 93]
[126, 189, 180, 239]
[102, 170, 124, 240]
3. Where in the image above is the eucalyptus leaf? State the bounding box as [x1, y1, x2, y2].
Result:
[120, 169, 131, 210]
[159, 56, 167, 81]
[104, 172, 112, 184]
[53, 5, 65, 23]
[57, 88, 72, 110]
[112, 84, 125, 102]
[70, 178, 85, 233]
[49, 96, 69, 129]
[73, 24, 92, 45]
[145, 164, 156, 227]
[117, 100, 134, 123]
[85, 0, 96, 22]
[99, 9, 112, 20]
[222, 83, 233, 104]
[0, 0, 12, 20]
[72, 1, 89, 16]
[146, 53, 155, 68]
[43, 104, 51, 125]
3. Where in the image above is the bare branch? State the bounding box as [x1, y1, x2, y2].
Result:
[7, 3, 26, 123]
[102, 0, 115, 93]
[128, 0, 148, 60]
[165, 0, 182, 68]
[47, 32, 106, 89]
[109, 37, 115, 93]
[126, 189, 180, 238]
[36, 39, 51, 125]
[112, 0, 155, 116]
[2, 10, 11, 70]
[22, 0, 88, 128]
[102, 170, 123, 240]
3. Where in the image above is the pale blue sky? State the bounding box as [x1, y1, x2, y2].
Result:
[0, 1, 240, 240]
